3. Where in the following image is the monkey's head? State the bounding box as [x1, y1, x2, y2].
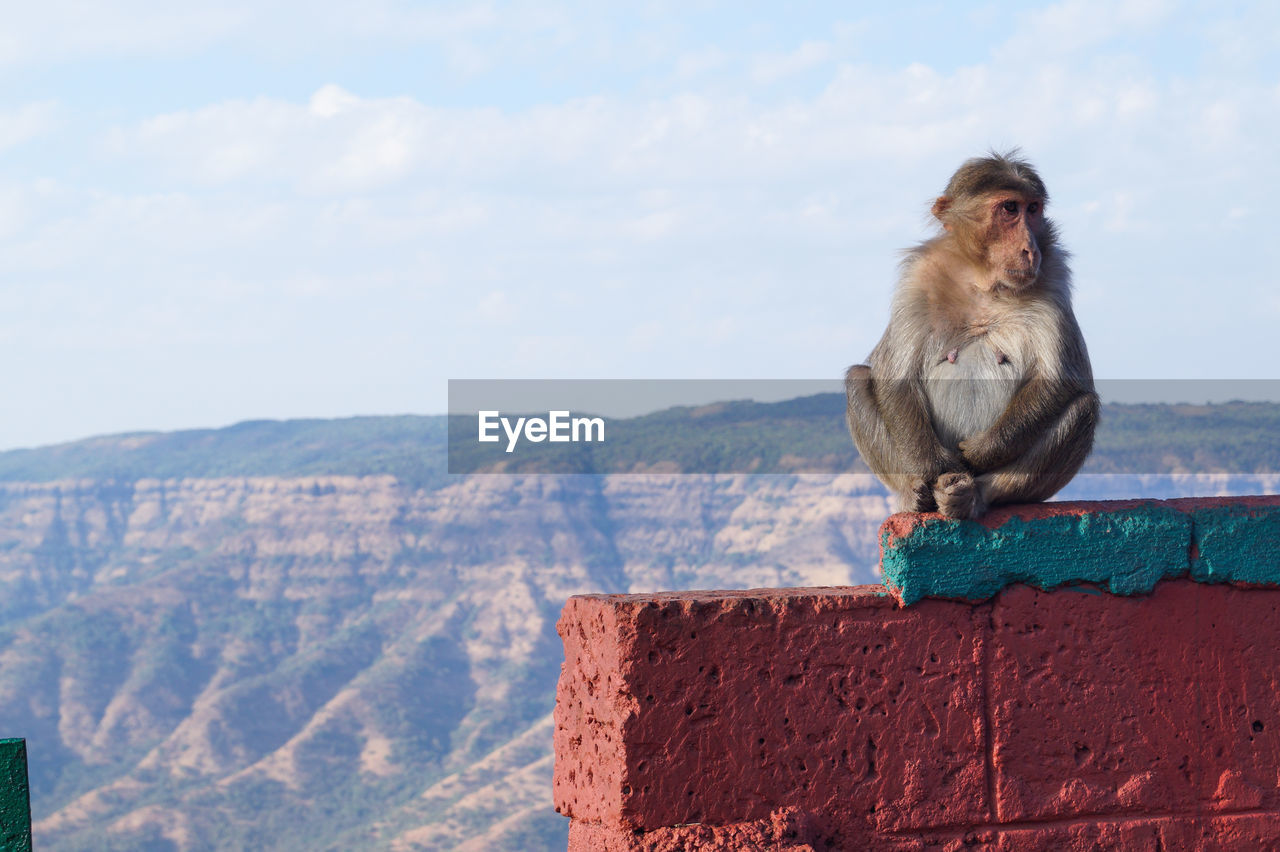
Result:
[930, 151, 1054, 293]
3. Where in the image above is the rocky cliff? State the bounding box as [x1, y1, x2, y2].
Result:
[0, 472, 890, 850]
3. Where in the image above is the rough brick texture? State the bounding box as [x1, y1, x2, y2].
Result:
[0, 738, 30, 852]
[554, 498, 1280, 850]
[555, 587, 988, 846]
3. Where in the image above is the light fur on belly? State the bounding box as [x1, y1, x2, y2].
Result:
[924, 340, 1019, 449]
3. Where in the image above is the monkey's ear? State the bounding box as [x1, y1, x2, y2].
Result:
[931, 196, 951, 221]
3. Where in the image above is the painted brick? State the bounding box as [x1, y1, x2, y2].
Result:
[880, 496, 1280, 606]
[553, 587, 988, 845]
[879, 500, 1190, 606]
[0, 739, 30, 852]
[556, 497, 1280, 850]
[553, 596, 634, 826]
[910, 816, 1280, 851]
[566, 808, 823, 851]
[1176, 495, 1280, 583]
[988, 581, 1280, 822]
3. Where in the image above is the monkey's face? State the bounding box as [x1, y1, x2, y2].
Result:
[982, 193, 1044, 291]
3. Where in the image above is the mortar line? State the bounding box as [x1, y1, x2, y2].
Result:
[980, 600, 997, 824]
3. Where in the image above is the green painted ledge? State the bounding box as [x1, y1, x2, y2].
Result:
[0, 739, 30, 852]
[879, 496, 1280, 606]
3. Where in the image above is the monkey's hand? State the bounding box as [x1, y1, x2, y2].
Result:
[902, 448, 966, 514]
[957, 434, 1004, 473]
[924, 446, 971, 485]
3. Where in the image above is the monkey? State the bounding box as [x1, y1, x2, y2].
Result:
[845, 151, 1098, 520]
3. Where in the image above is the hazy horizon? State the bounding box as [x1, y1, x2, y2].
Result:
[6, 376, 1280, 456]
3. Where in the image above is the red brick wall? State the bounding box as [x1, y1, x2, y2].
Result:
[554, 580, 1280, 850]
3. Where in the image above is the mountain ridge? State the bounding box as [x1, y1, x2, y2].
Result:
[5, 395, 1280, 483]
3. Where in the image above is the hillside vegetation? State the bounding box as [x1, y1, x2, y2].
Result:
[4, 397, 1279, 483]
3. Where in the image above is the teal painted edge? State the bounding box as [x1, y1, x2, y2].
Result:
[0, 738, 31, 852]
[881, 504, 1192, 606]
[1190, 503, 1280, 584]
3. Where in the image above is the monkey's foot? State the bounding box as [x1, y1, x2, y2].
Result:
[933, 472, 986, 520]
[899, 477, 938, 513]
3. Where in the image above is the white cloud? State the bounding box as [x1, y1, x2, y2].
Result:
[113, 90, 436, 191]
[70, 39, 1280, 375]
[113, 57, 1206, 201]
[477, 290, 515, 325]
[0, 3, 245, 65]
[309, 84, 360, 119]
[1003, 0, 1174, 58]
[751, 41, 832, 83]
[1200, 100, 1241, 150]
[0, 0, 611, 101]
[0, 1, 545, 67]
[674, 46, 729, 80]
[0, 102, 59, 152]
[1203, 6, 1280, 70]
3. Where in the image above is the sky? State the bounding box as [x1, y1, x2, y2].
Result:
[0, 1, 1277, 450]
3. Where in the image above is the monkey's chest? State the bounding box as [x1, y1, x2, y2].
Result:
[924, 337, 1021, 448]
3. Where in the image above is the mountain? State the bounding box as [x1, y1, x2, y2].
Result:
[0, 416, 448, 489]
[0, 400, 1277, 850]
[0, 471, 889, 850]
[7, 396, 1280, 483]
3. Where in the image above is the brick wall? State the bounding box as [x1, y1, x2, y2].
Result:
[553, 497, 1280, 850]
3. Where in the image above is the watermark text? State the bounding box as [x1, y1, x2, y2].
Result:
[477, 410, 605, 453]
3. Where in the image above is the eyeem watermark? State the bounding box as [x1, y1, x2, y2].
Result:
[478, 410, 605, 453]
[449, 378, 1280, 475]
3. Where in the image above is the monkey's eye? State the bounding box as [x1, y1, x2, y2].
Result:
[1028, 202, 1041, 214]
[1002, 200, 1018, 214]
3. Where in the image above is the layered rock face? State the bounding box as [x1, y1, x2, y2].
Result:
[0, 473, 890, 851]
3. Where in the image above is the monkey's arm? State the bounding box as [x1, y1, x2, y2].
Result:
[853, 313, 966, 480]
[959, 377, 1098, 473]
[959, 309, 1098, 473]
[873, 291, 972, 478]
[873, 375, 964, 474]
[847, 363, 965, 513]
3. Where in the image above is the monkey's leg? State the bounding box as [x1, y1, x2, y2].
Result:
[976, 391, 1099, 508]
[845, 365, 937, 513]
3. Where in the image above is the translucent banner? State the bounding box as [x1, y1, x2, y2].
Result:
[447, 379, 1280, 475]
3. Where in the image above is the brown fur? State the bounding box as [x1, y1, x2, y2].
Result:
[846, 151, 1098, 519]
